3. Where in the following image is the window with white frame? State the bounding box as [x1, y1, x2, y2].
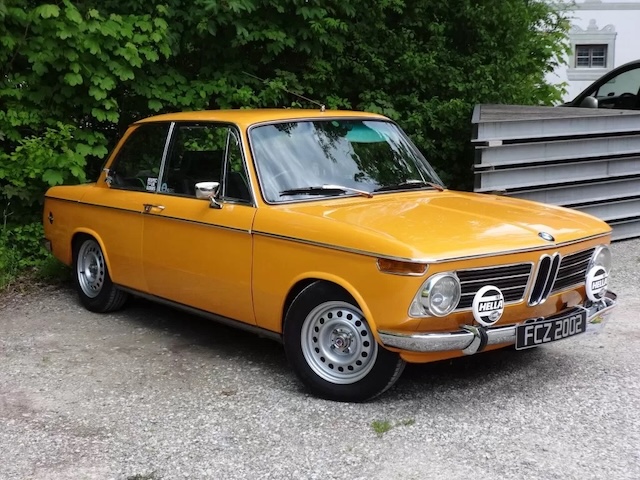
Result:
[575, 44, 607, 68]
[567, 20, 616, 81]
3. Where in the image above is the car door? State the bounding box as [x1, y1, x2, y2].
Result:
[81, 122, 171, 292]
[142, 122, 257, 324]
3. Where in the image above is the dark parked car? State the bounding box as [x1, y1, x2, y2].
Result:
[565, 59, 640, 110]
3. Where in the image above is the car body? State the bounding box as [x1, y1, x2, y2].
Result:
[564, 59, 640, 110]
[43, 109, 617, 401]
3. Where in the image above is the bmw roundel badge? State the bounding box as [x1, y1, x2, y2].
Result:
[538, 231, 555, 242]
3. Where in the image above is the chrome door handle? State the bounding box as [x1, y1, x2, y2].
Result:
[143, 204, 165, 213]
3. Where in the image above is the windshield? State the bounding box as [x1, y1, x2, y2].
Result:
[249, 119, 444, 203]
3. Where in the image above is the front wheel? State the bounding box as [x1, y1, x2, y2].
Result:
[284, 282, 405, 402]
[73, 237, 128, 313]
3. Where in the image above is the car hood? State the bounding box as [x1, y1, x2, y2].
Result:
[254, 191, 611, 262]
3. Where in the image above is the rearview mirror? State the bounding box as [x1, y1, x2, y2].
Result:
[195, 181, 222, 209]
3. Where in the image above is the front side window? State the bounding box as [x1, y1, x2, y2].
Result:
[161, 124, 226, 196]
[109, 123, 170, 192]
[250, 119, 443, 203]
[160, 124, 251, 203]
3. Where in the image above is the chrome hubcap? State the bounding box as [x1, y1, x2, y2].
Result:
[301, 301, 378, 384]
[76, 240, 105, 298]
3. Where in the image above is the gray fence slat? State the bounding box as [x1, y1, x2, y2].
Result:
[476, 158, 640, 191]
[576, 198, 640, 222]
[473, 104, 640, 143]
[475, 135, 640, 168]
[608, 219, 640, 241]
[512, 177, 640, 206]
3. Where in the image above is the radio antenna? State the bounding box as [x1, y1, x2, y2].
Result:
[243, 71, 326, 112]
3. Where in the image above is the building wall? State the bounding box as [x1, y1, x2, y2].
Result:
[549, 0, 640, 101]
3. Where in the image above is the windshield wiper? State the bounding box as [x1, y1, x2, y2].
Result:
[374, 179, 445, 193]
[280, 184, 373, 198]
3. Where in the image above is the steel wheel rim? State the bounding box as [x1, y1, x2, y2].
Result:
[301, 301, 378, 384]
[77, 240, 105, 298]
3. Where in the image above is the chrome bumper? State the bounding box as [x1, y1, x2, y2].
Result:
[378, 291, 617, 355]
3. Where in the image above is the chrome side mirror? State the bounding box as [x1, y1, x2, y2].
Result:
[195, 181, 222, 209]
[579, 96, 598, 108]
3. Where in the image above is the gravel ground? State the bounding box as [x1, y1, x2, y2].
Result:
[0, 239, 639, 480]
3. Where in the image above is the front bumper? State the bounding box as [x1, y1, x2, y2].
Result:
[378, 291, 617, 355]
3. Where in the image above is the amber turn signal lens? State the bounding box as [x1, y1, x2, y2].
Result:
[376, 258, 428, 276]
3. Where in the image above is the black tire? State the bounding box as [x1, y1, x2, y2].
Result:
[283, 281, 405, 402]
[72, 236, 128, 313]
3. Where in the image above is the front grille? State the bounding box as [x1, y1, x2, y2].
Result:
[551, 248, 594, 294]
[528, 253, 561, 305]
[456, 263, 532, 310]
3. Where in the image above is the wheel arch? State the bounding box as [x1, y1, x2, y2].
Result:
[281, 273, 379, 336]
[71, 229, 113, 274]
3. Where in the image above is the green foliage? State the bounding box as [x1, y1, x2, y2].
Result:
[0, 221, 69, 289]
[0, 0, 570, 272]
[0, 236, 20, 289]
[0, 123, 90, 219]
[3, 222, 49, 268]
[371, 417, 415, 437]
[371, 419, 393, 437]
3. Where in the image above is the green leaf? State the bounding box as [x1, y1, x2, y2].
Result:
[148, 99, 162, 111]
[42, 169, 64, 186]
[84, 38, 102, 55]
[89, 86, 107, 101]
[65, 6, 83, 24]
[75, 144, 93, 156]
[63, 72, 83, 86]
[32, 63, 48, 75]
[91, 108, 107, 121]
[36, 4, 60, 19]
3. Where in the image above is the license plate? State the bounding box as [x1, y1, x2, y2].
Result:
[515, 310, 588, 350]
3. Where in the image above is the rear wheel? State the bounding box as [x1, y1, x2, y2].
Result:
[73, 237, 128, 312]
[284, 282, 405, 402]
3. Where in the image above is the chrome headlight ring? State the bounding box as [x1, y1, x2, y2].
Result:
[589, 245, 612, 274]
[409, 272, 461, 318]
[586, 245, 612, 302]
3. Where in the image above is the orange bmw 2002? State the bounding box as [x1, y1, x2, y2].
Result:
[43, 109, 617, 402]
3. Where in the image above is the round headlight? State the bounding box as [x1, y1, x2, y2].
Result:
[418, 273, 461, 317]
[591, 245, 612, 273]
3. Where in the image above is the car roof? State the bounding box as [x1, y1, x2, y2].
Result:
[135, 109, 388, 128]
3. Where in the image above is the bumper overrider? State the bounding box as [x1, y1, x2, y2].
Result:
[378, 291, 617, 355]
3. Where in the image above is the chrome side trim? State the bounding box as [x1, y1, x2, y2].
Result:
[143, 213, 252, 234]
[378, 291, 617, 353]
[43, 196, 251, 234]
[117, 286, 283, 343]
[252, 230, 611, 264]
